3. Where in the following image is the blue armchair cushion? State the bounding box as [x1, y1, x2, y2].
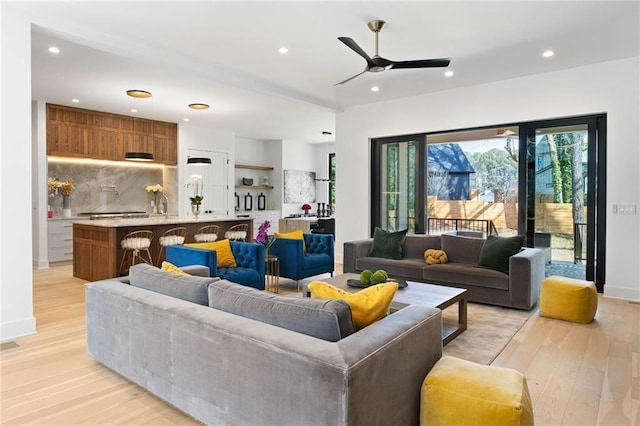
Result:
[268, 233, 334, 281]
[208, 280, 354, 342]
[129, 263, 218, 306]
[166, 243, 265, 290]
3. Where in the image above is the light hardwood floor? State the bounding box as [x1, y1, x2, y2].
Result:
[1, 264, 638, 425]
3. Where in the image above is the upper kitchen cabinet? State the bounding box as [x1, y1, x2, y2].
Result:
[46, 104, 177, 165]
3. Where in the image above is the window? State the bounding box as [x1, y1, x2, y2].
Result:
[329, 153, 336, 212]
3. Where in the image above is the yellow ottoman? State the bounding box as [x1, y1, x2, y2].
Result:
[539, 275, 598, 324]
[421, 356, 533, 426]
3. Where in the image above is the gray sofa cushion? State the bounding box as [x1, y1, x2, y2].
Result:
[129, 263, 218, 305]
[208, 280, 354, 342]
[423, 263, 509, 290]
[440, 234, 485, 264]
[356, 257, 427, 280]
[402, 235, 442, 258]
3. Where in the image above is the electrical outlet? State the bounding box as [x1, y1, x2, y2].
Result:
[613, 204, 637, 215]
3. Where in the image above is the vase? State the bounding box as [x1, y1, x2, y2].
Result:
[153, 193, 160, 214]
[62, 196, 71, 218]
[191, 203, 201, 218]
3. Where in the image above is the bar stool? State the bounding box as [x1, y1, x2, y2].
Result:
[156, 227, 187, 265]
[224, 223, 249, 241]
[194, 225, 220, 242]
[119, 230, 154, 274]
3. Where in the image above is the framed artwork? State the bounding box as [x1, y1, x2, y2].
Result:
[284, 170, 316, 203]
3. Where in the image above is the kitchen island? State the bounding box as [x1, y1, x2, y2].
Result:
[73, 216, 253, 281]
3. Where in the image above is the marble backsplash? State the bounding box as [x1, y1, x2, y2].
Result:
[48, 161, 178, 217]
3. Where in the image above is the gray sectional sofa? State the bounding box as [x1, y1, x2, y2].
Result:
[344, 233, 546, 310]
[86, 264, 443, 426]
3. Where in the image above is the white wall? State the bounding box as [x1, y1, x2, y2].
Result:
[178, 124, 235, 217]
[32, 101, 48, 269]
[281, 140, 318, 217]
[235, 137, 282, 212]
[1, 5, 37, 341]
[336, 57, 640, 301]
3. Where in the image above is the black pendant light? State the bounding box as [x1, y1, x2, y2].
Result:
[187, 157, 212, 165]
[125, 152, 154, 161]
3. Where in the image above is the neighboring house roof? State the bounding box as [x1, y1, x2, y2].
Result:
[427, 144, 475, 173]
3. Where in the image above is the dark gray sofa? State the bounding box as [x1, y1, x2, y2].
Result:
[86, 264, 443, 425]
[344, 233, 546, 310]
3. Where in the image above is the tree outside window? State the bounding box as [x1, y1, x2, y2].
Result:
[329, 153, 336, 212]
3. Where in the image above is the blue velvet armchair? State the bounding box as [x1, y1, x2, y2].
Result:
[166, 242, 265, 290]
[268, 233, 334, 290]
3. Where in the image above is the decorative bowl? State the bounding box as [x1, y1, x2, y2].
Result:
[242, 177, 253, 186]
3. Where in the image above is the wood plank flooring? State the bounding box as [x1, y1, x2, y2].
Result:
[2, 263, 638, 425]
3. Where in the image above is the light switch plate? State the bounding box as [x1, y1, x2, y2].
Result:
[613, 204, 637, 215]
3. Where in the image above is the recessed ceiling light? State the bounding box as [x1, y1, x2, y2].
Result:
[278, 46, 289, 54]
[131, 109, 137, 113]
[48, 46, 60, 54]
[371, 86, 380, 92]
[444, 70, 454, 77]
[126, 89, 152, 98]
[183, 118, 190, 122]
[188, 103, 210, 110]
[71, 98, 79, 103]
[542, 50, 555, 58]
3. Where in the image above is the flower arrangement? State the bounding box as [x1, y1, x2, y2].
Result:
[302, 203, 312, 212]
[256, 220, 275, 252]
[145, 184, 163, 194]
[184, 174, 204, 205]
[48, 177, 74, 197]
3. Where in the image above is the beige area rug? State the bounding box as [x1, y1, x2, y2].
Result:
[278, 276, 533, 366]
[441, 302, 534, 365]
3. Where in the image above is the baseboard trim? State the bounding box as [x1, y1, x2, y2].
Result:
[32, 259, 49, 269]
[1, 317, 36, 343]
[604, 285, 640, 303]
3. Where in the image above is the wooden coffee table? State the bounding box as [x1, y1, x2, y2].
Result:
[303, 273, 467, 345]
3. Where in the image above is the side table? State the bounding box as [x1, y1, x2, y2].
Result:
[265, 254, 280, 293]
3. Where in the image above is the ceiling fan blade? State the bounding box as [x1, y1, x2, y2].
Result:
[338, 37, 375, 67]
[334, 69, 368, 86]
[388, 58, 451, 69]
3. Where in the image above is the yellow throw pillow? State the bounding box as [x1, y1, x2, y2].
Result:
[275, 229, 306, 251]
[185, 239, 237, 268]
[424, 248, 449, 265]
[307, 281, 398, 330]
[160, 261, 190, 276]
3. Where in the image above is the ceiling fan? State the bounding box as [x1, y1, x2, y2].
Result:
[336, 20, 451, 85]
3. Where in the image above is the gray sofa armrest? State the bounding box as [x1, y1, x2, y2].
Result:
[509, 248, 546, 309]
[343, 239, 373, 273]
[181, 264, 211, 277]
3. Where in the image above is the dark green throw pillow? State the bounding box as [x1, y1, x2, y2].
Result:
[477, 235, 525, 274]
[368, 228, 408, 260]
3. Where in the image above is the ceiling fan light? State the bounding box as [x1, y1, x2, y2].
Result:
[125, 152, 154, 161]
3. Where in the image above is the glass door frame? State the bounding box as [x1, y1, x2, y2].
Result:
[519, 114, 607, 290]
[371, 134, 427, 236]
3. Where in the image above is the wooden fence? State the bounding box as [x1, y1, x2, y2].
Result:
[430, 199, 586, 235]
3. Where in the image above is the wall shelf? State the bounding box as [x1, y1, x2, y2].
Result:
[235, 164, 274, 171]
[235, 185, 274, 189]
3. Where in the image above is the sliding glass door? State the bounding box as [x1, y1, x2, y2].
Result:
[371, 135, 426, 235]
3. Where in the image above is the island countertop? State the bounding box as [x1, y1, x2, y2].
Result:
[73, 216, 254, 281]
[71, 215, 247, 228]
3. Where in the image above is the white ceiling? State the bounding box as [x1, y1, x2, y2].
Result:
[18, 1, 640, 143]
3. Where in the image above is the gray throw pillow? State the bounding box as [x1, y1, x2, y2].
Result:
[368, 227, 408, 260]
[440, 234, 486, 264]
[208, 280, 354, 342]
[129, 263, 218, 305]
[477, 235, 525, 273]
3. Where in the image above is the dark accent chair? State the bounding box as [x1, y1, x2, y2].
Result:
[269, 233, 334, 290]
[166, 242, 265, 290]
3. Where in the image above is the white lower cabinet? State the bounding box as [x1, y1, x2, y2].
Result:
[250, 211, 280, 237]
[48, 219, 74, 262]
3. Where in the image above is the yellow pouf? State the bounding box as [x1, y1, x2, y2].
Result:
[539, 275, 598, 324]
[421, 356, 533, 426]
